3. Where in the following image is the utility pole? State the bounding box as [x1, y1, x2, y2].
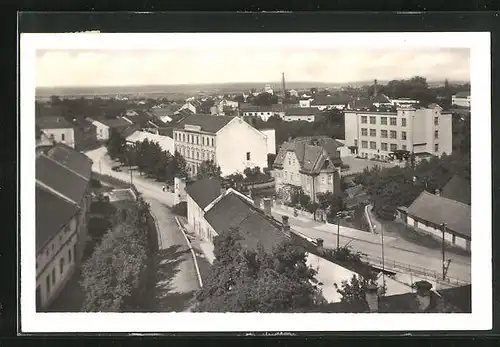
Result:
[336, 211, 342, 251]
[99, 160, 102, 175]
[381, 222, 386, 291]
[441, 222, 447, 280]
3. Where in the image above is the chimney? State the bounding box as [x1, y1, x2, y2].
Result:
[435, 189, 440, 196]
[282, 215, 290, 235]
[263, 197, 272, 216]
[365, 282, 379, 313]
[414, 280, 433, 311]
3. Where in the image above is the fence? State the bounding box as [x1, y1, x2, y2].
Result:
[240, 178, 275, 191]
[360, 253, 469, 286]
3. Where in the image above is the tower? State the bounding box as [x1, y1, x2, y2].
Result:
[281, 72, 286, 98]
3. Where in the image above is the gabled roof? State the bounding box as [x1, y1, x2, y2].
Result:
[204, 191, 287, 253]
[175, 115, 235, 134]
[372, 94, 392, 103]
[186, 178, 222, 209]
[46, 144, 93, 180]
[36, 154, 89, 205]
[285, 107, 321, 116]
[36, 116, 74, 129]
[94, 117, 131, 128]
[273, 136, 343, 175]
[441, 175, 471, 205]
[36, 184, 79, 252]
[407, 191, 471, 238]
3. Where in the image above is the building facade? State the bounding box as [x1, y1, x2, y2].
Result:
[35, 145, 92, 310]
[36, 117, 76, 148]
[173, 115, 273, 177]
[283, 107, 322, 122]
[344, 105, 453, 160]
[273, 136, 343, 202]
[452, 92, 471, 108]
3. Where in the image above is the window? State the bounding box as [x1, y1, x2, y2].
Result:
[290, 173, 294, 181]
[61, 133, 65, 141]
[361, 128, 368, 136]
[434, 130, 439, 139]
[435, 143, 439, 152]
[381, 142, 388, 151]
[390, 130, 397, 139]
[402, 145, 407, 150]
[361, 140, 368, 149]
[202, 151, 205, 159]
[288, 158, 291, 166]
[60, 257, 64, 274]
[321, 175, 325, 184]
[354, 139, 358, 146]
[369, 116, 376, 124]
[401, 131, 407, 140]
[68, 249, 72, 263]
[182, 134, 186, 142]
[361, 116, 367, 124]
[381, 130, 388, 138]
[434, 117, 439, 126]
[328, 174, 333, 184]
[52, 267, 56, 285]
[381, 117, 388, 125]
[370, 141, 377, 150]
[211, 138, 214, 147]
[390, 117, 397, 126]
[401, 118, 407, 127]
[390, 143, 397, 151]
[369, 129, 376, 137]
[246, 152, 251, 160]
[196, 151, 199, 159]
[46, 275, 51, 294]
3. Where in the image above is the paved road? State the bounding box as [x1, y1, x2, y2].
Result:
[86, 147, 199, 311]
[271, 209, 471, 283]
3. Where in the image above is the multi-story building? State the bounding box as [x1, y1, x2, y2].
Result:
[35, 144, 92, 310]
[283, 107, 322, 122]
[173, 115, 275, 177]
[310, 94, 351, 111]
[344, 105, 453, 160]
[273, 136, 344, 202]
[452, 91, 471, 108]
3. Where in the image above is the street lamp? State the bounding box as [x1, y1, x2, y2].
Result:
[336, 210, 343, 251]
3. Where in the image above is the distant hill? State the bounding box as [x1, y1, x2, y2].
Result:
[36, 79, 470, 99]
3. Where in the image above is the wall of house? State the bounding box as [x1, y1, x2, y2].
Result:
[36, 214, 79, 310]
[406, 216, 469, 251]
[344, 111, 359, 148]
[186, 194, 218, 242]
[93, 122, 110, 141]
[283, 115, 315, 122]
[215, 117, 268, 176]
[174, 129, 216, 178]
[259, 129, 276, 155]
[438, 113, 453, 156]
[452, 96, 471, 108]
[42, 128, 75, 148]
[299, 99, 311, 107]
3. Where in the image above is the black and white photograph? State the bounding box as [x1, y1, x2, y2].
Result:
[20, 31, 491, 332]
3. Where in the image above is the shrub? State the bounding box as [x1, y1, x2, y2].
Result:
[90, 178, 102, 188]
[172, 201, 187, 217]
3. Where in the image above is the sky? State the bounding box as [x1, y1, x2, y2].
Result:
[36, 48, 470, 87]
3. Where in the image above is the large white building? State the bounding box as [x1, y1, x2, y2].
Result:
[173, 115, 275, 177]
[344, 105, 453, 160]
[452, 91, 471, 108]
[36, 116, 76, 148]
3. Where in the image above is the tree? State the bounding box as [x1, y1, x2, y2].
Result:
[197, 160, 222, 180]
[334, 274, 385, 308]
[172, 150, 188, 179]
[233, 94, 245, 103]
[106, 129, 127, 160]
[253, 92, 278, 106]
[194, 228, 322, 312]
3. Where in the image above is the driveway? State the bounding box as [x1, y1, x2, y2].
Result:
[86, 147, 200, 311]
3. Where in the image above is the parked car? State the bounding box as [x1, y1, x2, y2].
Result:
[111, 165, 122, 172]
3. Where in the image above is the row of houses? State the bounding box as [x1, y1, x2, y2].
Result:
[35, 143, 93, 310]
[183, 178, 471, 312]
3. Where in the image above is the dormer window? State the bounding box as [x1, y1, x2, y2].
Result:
[323, 159, 330, 169]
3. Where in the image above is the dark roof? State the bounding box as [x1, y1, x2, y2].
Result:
[177, 108, 195, 117]
[372, 94, 392, 103]
[36, 184, 79, 251]
[157, 127, 174, 137]
[36, 154, 89, 205]
[36, 116, 74, 129]
[273, 136, 343, 174]
[175, 115, 235, 134]
[441, 175, 471, 205]
[350, 98, 374, 110]
[311, 94, 351, 106]
[285, 107, 321, 116]
[119, 125, 141, 139]
[454, 91, 470, 98]
[407, 191, 471, 238]
[204, 191, 287, 253]
[186, 178, 222, 209]
[323, 284, 470, 313]
[94, 117, 132, 128]
[46, 144, 93, 180]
